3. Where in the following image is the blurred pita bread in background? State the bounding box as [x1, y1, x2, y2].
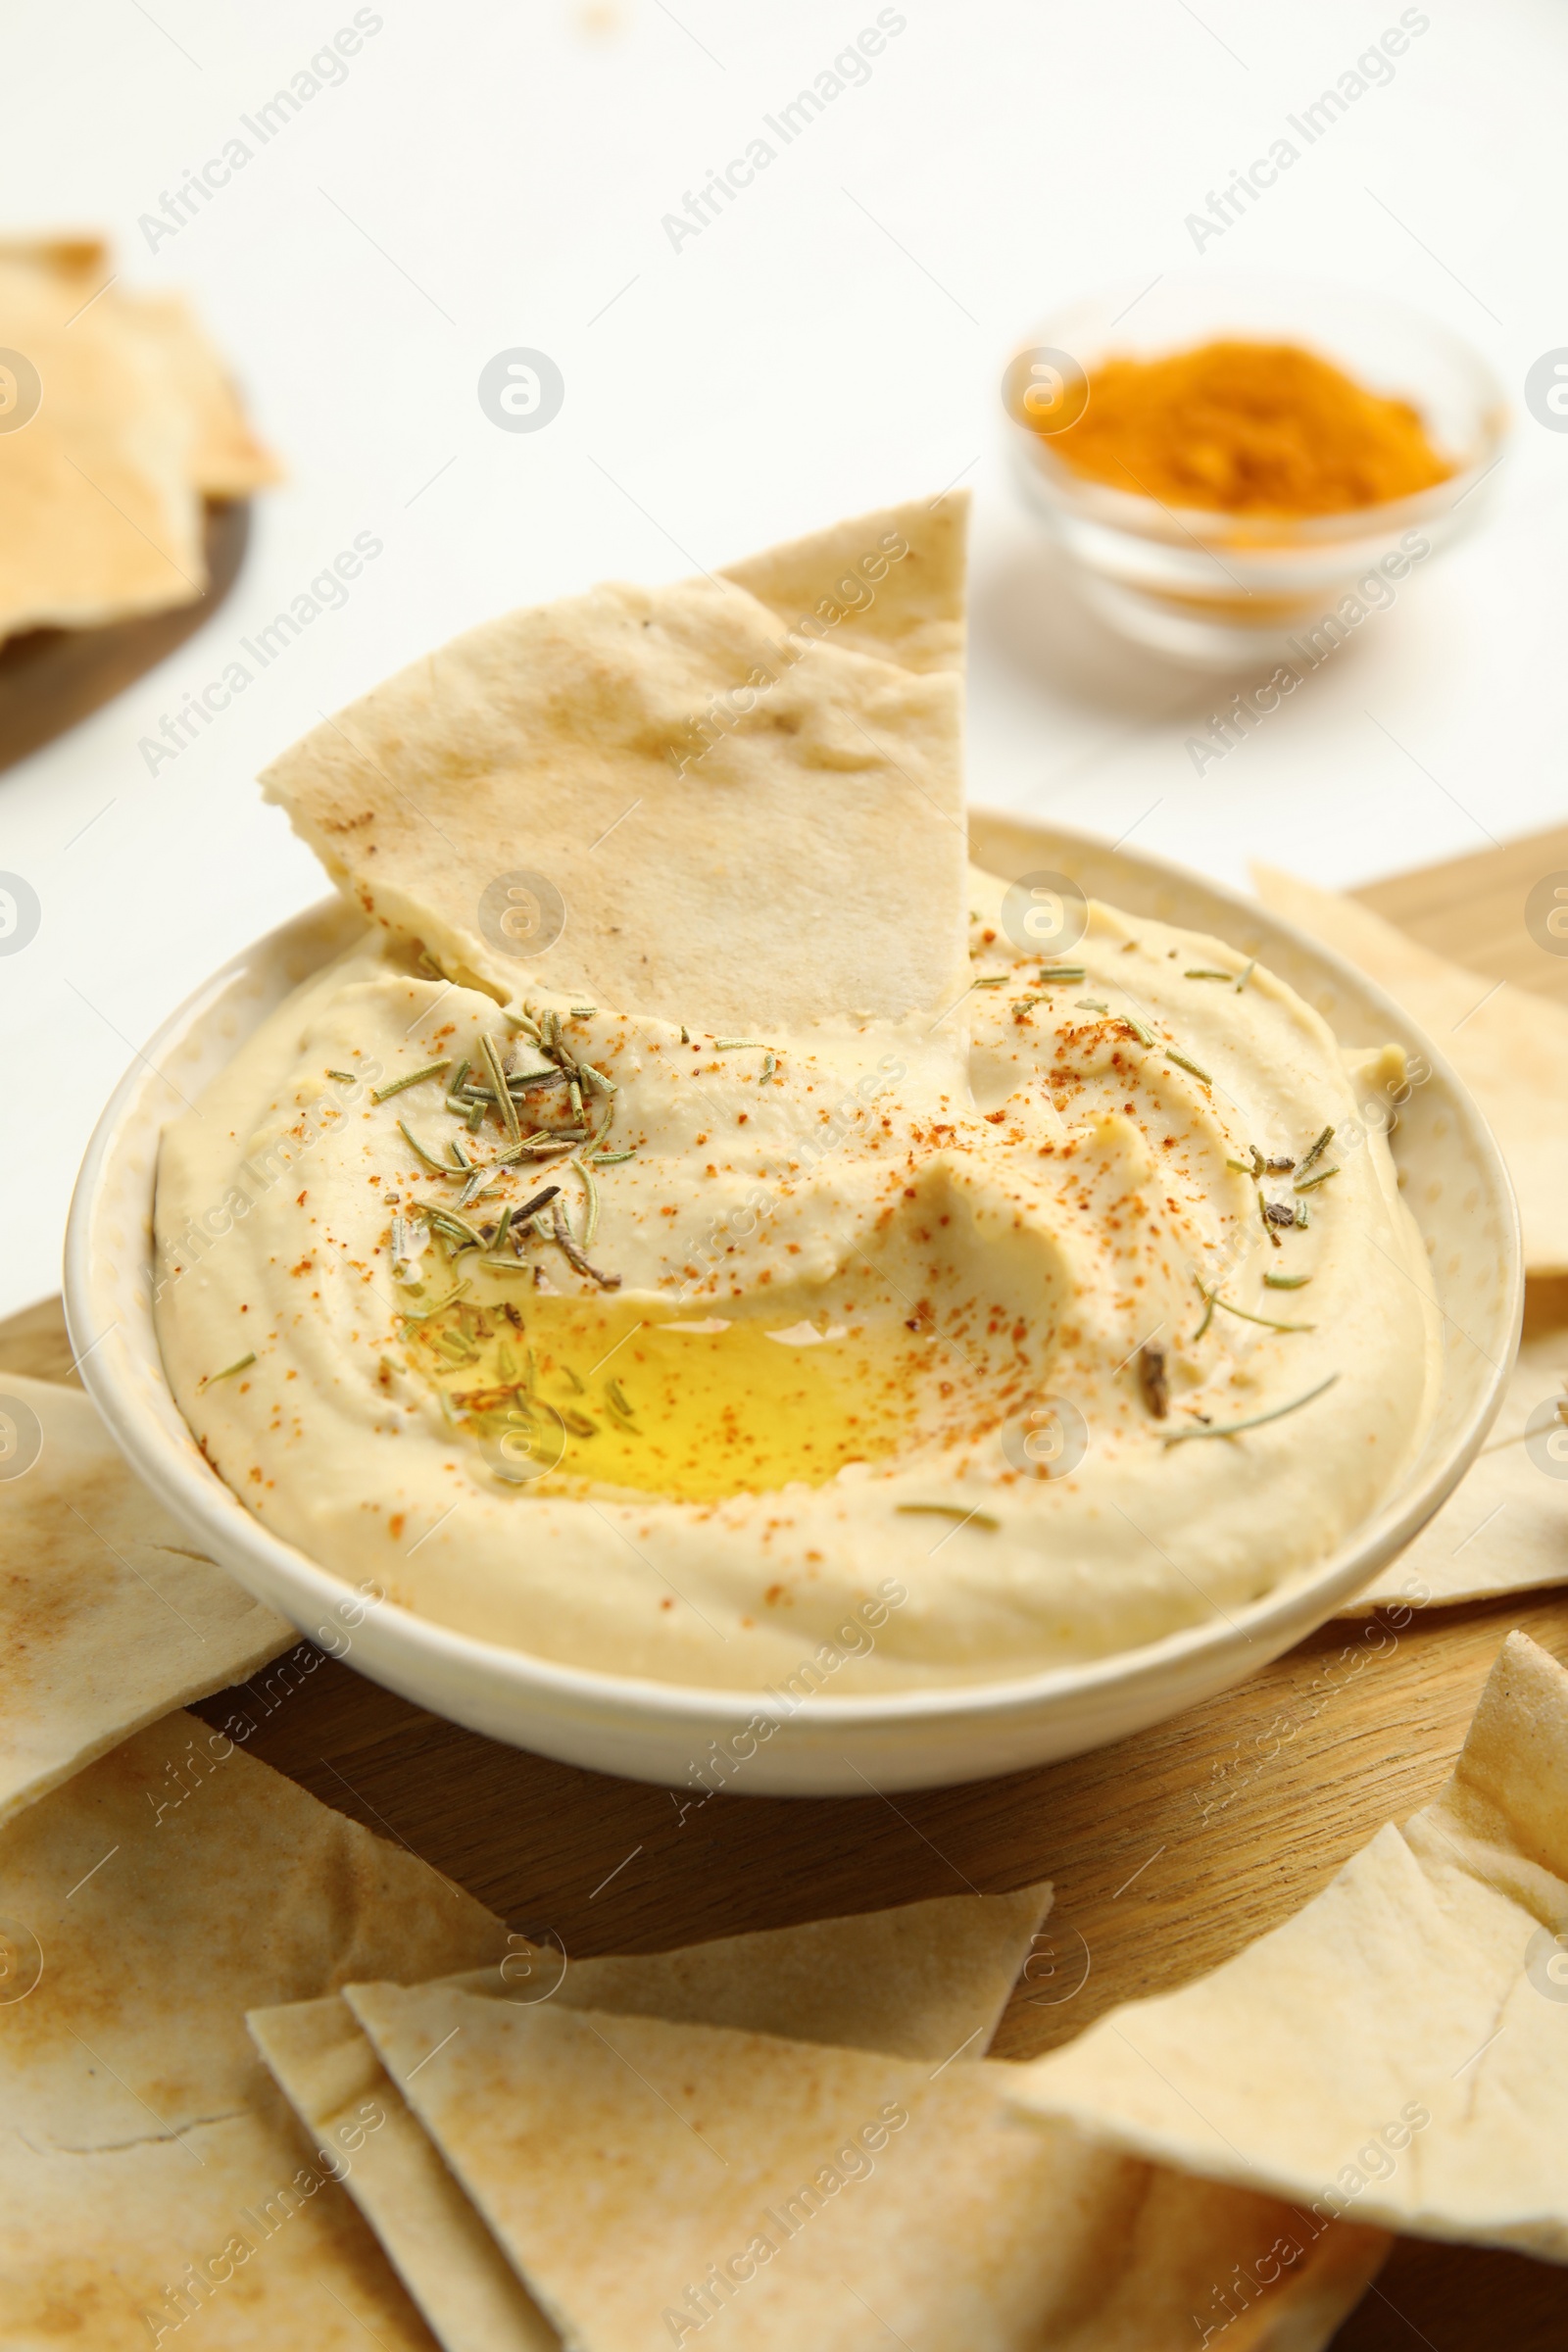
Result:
[1254, 861, 1568, 1274]
[0, 1371, 291, 1827]
[0, 235, 277, 644]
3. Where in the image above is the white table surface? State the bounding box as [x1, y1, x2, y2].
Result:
[3, 0, 1563, 1321]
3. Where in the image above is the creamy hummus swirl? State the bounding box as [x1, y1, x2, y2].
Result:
[154, 878, 1440, 1690]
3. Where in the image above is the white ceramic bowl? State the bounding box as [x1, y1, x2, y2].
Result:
[63, 814, 1521, 1794]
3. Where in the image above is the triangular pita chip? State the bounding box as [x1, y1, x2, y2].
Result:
[719, 492, 967, 674]
[1010, 1631, 1568, 2260]
[345, 1984, 1387, 2351]
[0, 240, 277, 643]
[0, 1372, 291, 1827]
[251, 1886, 1052, 2351]
[494, 1877, 1053, 2058]
[0, 1707, 507, 2343]
[1339, 1323, 1568, 1610]
[259, 527, 969, 1034]
[1254, 861, 1568, 1274]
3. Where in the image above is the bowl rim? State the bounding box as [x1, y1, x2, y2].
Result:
[1004, 269, 1511, 547]
[63, 814, 1523, 1740]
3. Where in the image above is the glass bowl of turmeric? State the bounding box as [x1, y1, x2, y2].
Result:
[1004, 274, 1507, 666]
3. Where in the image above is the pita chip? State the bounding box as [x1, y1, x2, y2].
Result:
[1253, 861, 1568, 1274]
[250, 1886, 1052, 2352]
[0, 240, 277, 643]
[511, 1877, 1052, 2058]
[345, 1983, 1387, 2352]
[259, 521, 969, 1035]
[250, 1989, 557, 2352]
[1339, 1323, 1568, 1611]
[0, 1372, 292, 1827]
[0, 246, 206, 640]
[1010, 1631, 1568, 2261]
[719, 492, 967, 675]
[0, 1707, 507, 2345]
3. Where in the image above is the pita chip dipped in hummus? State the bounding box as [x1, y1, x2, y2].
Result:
[152, 495, 1443, 1691]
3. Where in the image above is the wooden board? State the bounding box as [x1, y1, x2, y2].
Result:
[0, 499, 249, 774]
[7, 822, 1568, 2348]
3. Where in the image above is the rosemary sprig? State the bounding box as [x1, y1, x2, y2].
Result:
[371, 1059, 450, 1104]
[569, 1005, 597, 1019]
[572, 1155, 601, 1247]
[418, 1204, 489, 1251]
[1198, 1284, 1315, 1335]
[457, 1166, 499, 1210]
[398, 1120, 449, 1172]
[1121, 1013, 1156, 1048]
[1165, 1047, 1213, 1085]
[760, 1052, 777, 1083]
[1294, 1166, 1340, 1195]
[713, 1039, 771, 1051]
[1037, 965, 1086, 982]
[1298, 1124, 1335, 1176]
[479, 1034, 520, 1145]
[1076, 999, 1108, 1014]
[200, 1351, 256, 1388]
[1162, 1373, 1340, 1446]
[325, 1067, 357, 1084]
[972, 976, 1008, 989]
[1263, 1273, 1311, 1290]
[492, 1204, 514, 1252]
[592, 1150, 637, 1166]
[551, 1199, 621, 1289]
[514, 1184, 562, 1224]
[1184, 969, 1232, 981]
[894, 1502, 1001, 1530]
[1235, 959, 1255, 994]
[396, 1280, 471, 1323]
[579, 1062, 617, 1097]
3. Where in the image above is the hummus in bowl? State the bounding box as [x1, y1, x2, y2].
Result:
[65, 498, 1518, 1789]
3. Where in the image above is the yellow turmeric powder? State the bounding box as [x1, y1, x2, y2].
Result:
[1045, 340, 1453, 517]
